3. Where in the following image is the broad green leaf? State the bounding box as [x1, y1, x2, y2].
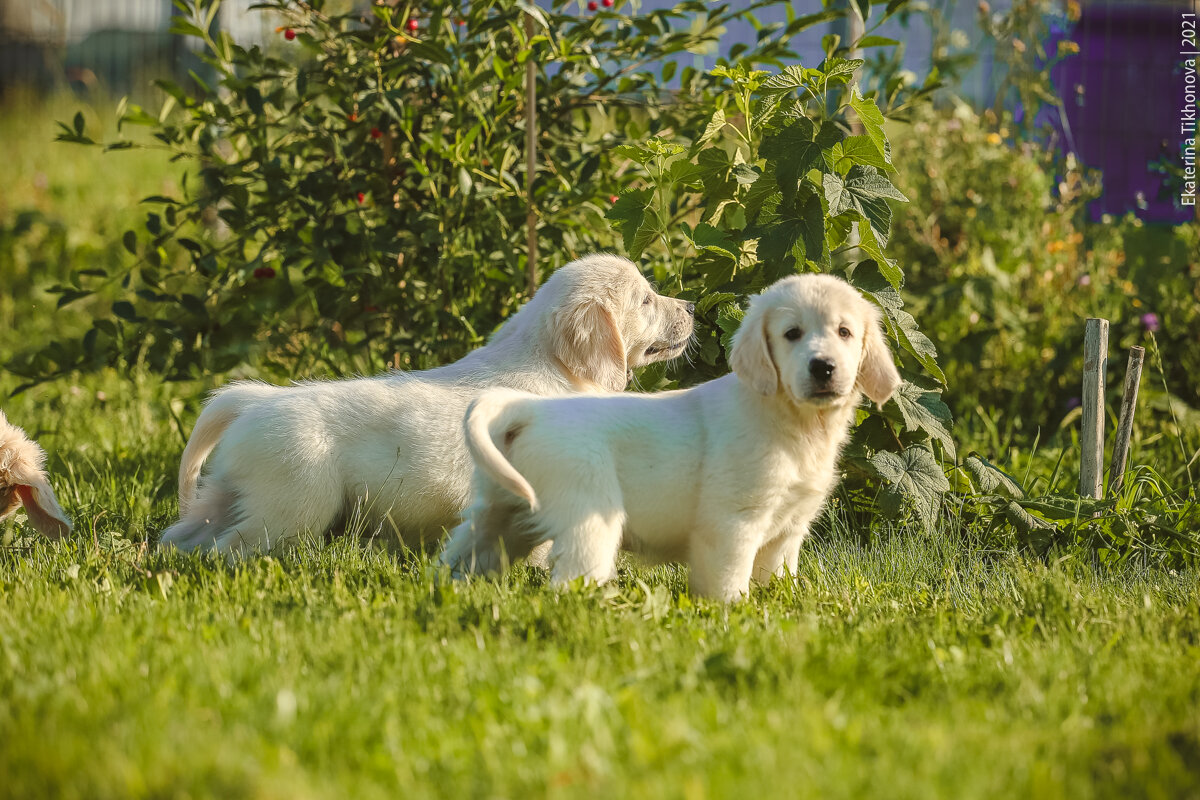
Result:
[857, 224, 902, 288]
[742, 172, 781, 225]
[963, 453, 1024, 498]
[846, 166, 907, 202]
[849, 88, 890, 166]
[715, 303, 745, 353]
[688, 223, 738, 264]
[696, 108, 727, 147]
[855, 35, 900, 49]
[757, 190, 825, 269]
[614, 143, 655, 166]
[759, 65, 813, 96]
[762, 118, 838, 202]
[888, 304, 946, 384]
[669, 160, 704, 186]
[751, 93, 785, 131]
[893, 382, 955, 458]
[871, 446, 950, 531]
[1002, 501, 1056, 534]
[820, 58, 864, 84]
[695, 292, 736, 315]
[838, 135, 889, 170]
[605, 189, 655, 257]
[823, 166, 906, 245]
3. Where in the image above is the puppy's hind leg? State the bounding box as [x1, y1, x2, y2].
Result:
[441, 494, 539, 578]
[159, 482, 241, 552]
[542, 483, 626, 587]
[211, 480, 343, 557]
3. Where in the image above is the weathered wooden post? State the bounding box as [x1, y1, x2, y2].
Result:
[1079, 318, 1109, 499]
[524, 11, 538, 293]
[1108, 345, 1145, 495]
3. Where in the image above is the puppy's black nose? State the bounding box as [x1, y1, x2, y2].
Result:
[810, 358, 835, 383]
[685, 302, 696, 315]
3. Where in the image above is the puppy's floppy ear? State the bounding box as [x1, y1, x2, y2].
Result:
[729, 297, 778, 395]
[14, 479, 72, 539]
[551, 298, 628, 392]
[857, 303, 902, 408]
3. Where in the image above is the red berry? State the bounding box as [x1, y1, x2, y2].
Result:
[407, 18, 419, 32]
[253, 266, 276, 280]
[603, 0, 614, 6]
[609, 194, 619, 204]
[284, 28, 296, 40]
[348, 112, 357, 122]
[587, 1, 598, 10]
[357, 192, 366, 204]
[370, 127, 382, 139]
[456, 18, 467, 26]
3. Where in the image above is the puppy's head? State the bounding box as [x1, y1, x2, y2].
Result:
[0, 410, 73, 539]
[543, 254, 695, 391]
[730, 274, 900, 409]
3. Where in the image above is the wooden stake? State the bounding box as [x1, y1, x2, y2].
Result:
[1108, 345, 1145, 495]
[524, 11, 538, 293]
[1079, 318, 1109, 499]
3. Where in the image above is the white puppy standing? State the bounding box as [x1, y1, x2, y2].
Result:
[160, 254, 694, 555]
[442, 274, 901, 602]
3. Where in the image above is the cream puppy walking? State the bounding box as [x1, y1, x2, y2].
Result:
[442, 274, 901, 601]
[161, 254, 694, 555]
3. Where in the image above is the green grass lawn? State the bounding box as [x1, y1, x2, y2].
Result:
[2, 95, 1198, 799]
[1, 375, 1199, 800]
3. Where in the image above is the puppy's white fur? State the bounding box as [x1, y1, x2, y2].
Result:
[0, 410, 72, 539]
[442, 274, 901, 602]
[160, 254, 694, 555]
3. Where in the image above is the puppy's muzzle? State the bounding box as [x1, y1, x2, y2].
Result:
[809, 358, 837, 397]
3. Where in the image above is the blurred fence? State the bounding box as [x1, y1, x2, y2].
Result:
[1, 0, 1195, 223]
[0, 0, 274, 97]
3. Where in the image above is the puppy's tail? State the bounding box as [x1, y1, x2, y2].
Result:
[178, 382, 277, 513]
[464, 391, 538, 510]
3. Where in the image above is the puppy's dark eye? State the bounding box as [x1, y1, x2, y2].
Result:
[784, 327, 803, 342]
[643, 294, 653, 306]
[838, 326, 852, 339]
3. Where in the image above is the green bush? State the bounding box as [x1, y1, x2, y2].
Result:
[33, 0, 791, 383]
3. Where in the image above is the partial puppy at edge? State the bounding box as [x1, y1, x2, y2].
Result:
[0, 410, 73, 539]
[441, 273, 901, 602]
